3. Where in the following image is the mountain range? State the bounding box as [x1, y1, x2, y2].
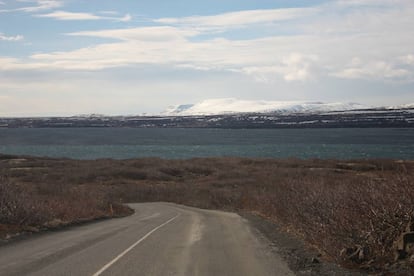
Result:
[1, 98, 413, 129]
[162, 98, 374, 116]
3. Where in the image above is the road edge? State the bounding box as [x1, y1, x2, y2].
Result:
[240, 212, 367, 276]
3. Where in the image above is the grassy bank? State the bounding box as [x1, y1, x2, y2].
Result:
[1, 154, 413, 273]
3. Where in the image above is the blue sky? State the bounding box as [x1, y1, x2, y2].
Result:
[0, 0, 413, 116]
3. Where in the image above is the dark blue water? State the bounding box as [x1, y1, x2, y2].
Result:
[0, 128, 413, 160]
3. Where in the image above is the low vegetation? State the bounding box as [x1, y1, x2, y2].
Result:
[1, 154, 413, 273]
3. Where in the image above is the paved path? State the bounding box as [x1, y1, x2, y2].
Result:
[0, 202, 294, 276]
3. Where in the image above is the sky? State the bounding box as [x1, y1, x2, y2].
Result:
[0, 0, 413, 116]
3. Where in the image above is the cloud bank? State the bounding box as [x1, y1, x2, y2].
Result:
[0, 0, 413, 116]
[1, 0, 413, 83]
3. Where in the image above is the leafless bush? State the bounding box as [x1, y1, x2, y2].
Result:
[0, 177, 49, 226]
[0, 177, 26, 224]
[1, 154, 413, 272]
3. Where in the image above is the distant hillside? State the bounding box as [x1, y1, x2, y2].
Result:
[0, 106, 413, 128]
[162, 98, 370, 116]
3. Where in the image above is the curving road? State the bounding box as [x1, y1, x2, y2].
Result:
[0, 203, 294, 276]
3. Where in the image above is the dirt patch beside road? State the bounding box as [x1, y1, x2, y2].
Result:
[242, 212, 366, 275]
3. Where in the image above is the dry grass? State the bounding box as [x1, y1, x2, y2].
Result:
[1, 154, 413, 273]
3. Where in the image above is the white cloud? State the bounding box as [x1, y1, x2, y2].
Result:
[35, 11, 101, 20]
[36, 10, 102, 20]
[282, 53, 319, 81]
[0, 56, 48, 70]
[240, 54, 319, 82]
[98, 11, 119, 15]
[0, 57, 21, 70]
[333, 61, 412, 80]
[0, 0, 63, 13]
[0, 33, 24, 41]
[35, 10, 131, 21]
[6, 34, 320, 82]
[17, 0, 63, 12]
[155, 8, 318, 31]
[27, 35, 296, 71]
[67, 26, 199, 41]
[401, 54, 414, 65]
[120, 13, 132, 22]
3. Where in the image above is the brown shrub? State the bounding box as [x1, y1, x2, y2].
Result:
[1, 155, 413, 272]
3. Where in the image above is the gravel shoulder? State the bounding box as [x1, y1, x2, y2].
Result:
[241, 212, 367, 276]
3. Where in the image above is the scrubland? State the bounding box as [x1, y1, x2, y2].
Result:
[1, 154, 413, 273]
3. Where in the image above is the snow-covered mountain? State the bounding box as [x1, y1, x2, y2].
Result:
[162, 98, 369, 116]
[388, 103, 414, 109]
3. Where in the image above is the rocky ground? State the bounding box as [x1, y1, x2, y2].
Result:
[243, 212, 367, 275]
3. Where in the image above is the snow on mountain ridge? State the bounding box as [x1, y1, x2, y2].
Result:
[162, 98, 369, 116]
[388, 103, 414, 109]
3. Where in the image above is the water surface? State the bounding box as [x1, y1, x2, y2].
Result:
[0, 128, 412, 160]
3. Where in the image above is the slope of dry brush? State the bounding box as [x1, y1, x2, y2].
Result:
[1, 154, 413, 273]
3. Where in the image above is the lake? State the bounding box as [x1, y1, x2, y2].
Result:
[0, 128, 413, 160]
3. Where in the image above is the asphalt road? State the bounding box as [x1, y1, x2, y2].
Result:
[0, 203, 294, 276]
